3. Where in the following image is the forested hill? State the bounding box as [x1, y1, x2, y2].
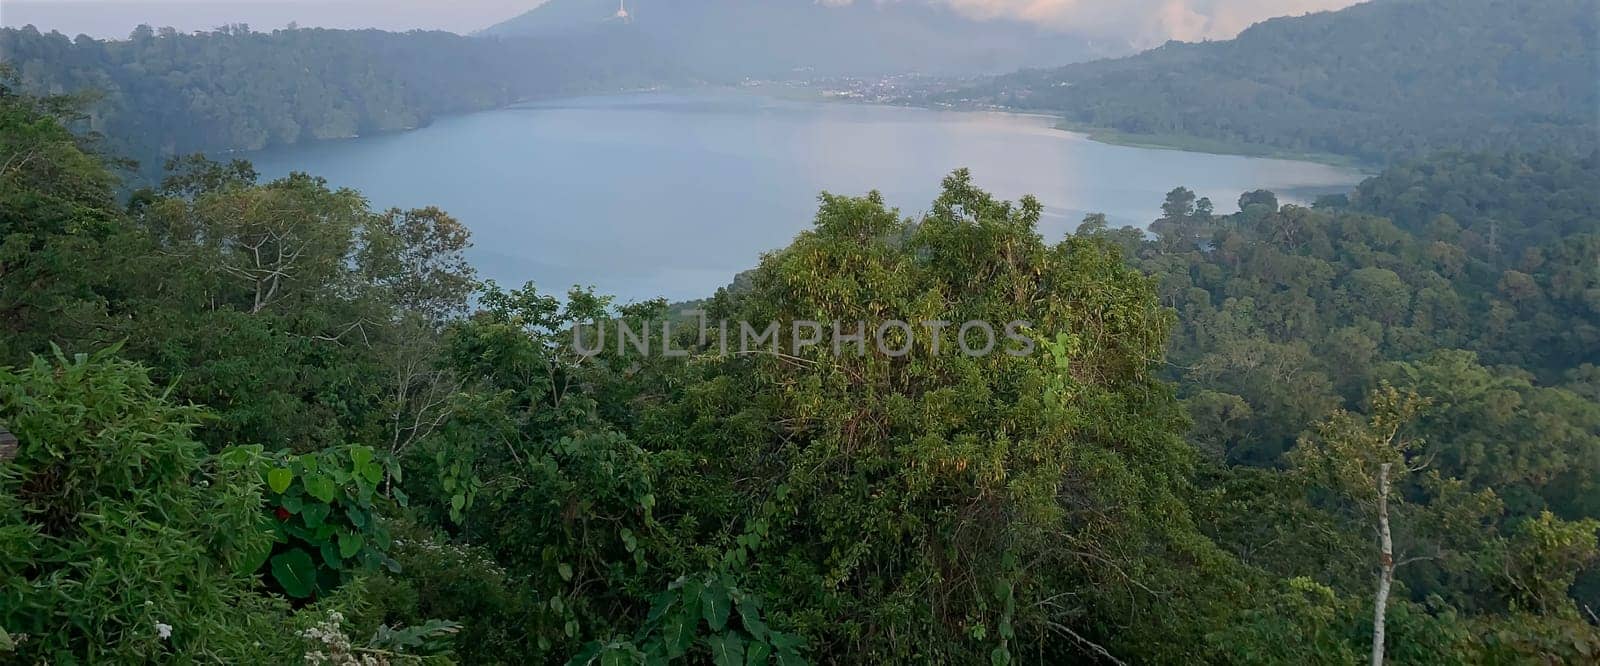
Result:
[942, 0, 1599, 164]
[482, 0, 1107, 79]
[0, 24, 678, 166]
[5, 74, 1600, 662]
[1108, 151, 1600, 466]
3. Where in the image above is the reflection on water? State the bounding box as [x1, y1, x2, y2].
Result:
[249, 91, 1363, 303]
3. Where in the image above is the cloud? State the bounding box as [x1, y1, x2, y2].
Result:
[838, 0, 1363, 45]
[4, 0, 1366, 46]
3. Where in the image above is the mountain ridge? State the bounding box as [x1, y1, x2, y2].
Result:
[940, 0, 1598, 164]
[481, 0, 1114, 79]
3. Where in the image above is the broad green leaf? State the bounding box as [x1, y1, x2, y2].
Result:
[661, 609, 694, 658]
[682, 577, 705, 622]
[267, 467, 293, 494]
[300, 503, 330, 528]
[770, 632, 807, 666]
[598, 650, 625, 666]
[745, 641, 771, 666]
[558, 562, 574, 581]
[737, 598, 769, 641]
[320, 541, 342, 568]
[345, 505, 368, 530]
[351, 446, 374, 470]
[645, 591, 677, 625]
[303, 473, 336, 503]
[767, 631, 801, 650]
[564, 643, 601, 666]
[706, 632, 745, 666]
[270, 549, 317, 598]
[702, 579, 732, 631]
[338, 530, 365, 558]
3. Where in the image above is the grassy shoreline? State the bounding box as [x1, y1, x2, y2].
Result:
[1050, 119, 1373, 171]
[744, 82, 1374, 170]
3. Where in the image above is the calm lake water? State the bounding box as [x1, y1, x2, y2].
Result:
[249, 91, 1363, 303]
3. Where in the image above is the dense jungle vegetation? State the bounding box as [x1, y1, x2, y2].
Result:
[0, 24, 679, 168]
[2, 62, 1598, 664]
[943, 0, 1598, 164]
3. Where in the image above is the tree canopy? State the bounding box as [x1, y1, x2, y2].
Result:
[2, 70, 1598, 663]
[941, 0, 1599, 164]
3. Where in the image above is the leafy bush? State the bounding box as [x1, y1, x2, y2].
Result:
[363, 524, 546, 664]
[259, 445, 402, 600]
[572, 572, 806, 666]
[0, 348, 301, 662]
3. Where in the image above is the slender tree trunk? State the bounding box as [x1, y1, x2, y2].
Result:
[1371, 462, 1394, 666]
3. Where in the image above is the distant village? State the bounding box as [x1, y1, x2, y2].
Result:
[738, 72, 990, 109]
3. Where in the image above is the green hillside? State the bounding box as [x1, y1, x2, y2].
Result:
[945, 0, 1598, 163]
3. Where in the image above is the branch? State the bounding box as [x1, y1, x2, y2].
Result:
[1044, 621, 1128, 666]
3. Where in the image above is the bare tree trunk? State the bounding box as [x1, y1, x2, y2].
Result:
[1371, 462, 1394, 666]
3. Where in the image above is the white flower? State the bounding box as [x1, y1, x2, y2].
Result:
[155, 622, 173, 640]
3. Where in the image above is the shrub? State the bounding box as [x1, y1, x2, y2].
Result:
[259, 444, 402, 600]
[0, 348, 300, 662]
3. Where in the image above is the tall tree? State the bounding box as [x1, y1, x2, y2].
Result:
[1291, 385, 1497, 665]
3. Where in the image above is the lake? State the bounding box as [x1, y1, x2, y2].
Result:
[249, 91, 1363, 303]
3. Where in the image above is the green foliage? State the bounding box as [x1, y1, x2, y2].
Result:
[0, 70, 125, 365]
[0, 24, 681, 170]
[570, 572, 805, 666]
[1380, 350, 1600, 521]
[368, 618, 464, 656]
[363, 525, 542, 664]
[1496, 512, 1600, 615]
[948, 0, 1599, 163]
[260, 445, 401, 600]
[112, 159, 479, 453]
[0, 348, 302, 662]
[1203, 577, 1364, 665]
[386, 282, 666, 660]
[1118, 153, 1599, 468]
[3, 73, 1598, 664]
[1080, 149, 1600, 662]
[627, 171, 1241, 662]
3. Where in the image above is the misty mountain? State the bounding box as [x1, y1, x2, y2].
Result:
[480, 0, 1112, 79]
[940, 0, 1598, 164]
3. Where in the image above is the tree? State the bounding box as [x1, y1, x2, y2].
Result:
[633, 171, 1240, 663]
[1291, 385, 1497, 665]
[0, 68, 124, 365]
[0, 24, 683, 172]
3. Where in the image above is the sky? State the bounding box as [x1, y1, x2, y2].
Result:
[1, 0, 1363, 45]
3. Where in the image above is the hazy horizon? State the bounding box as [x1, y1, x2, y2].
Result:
[2, 0, 1361, 46]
